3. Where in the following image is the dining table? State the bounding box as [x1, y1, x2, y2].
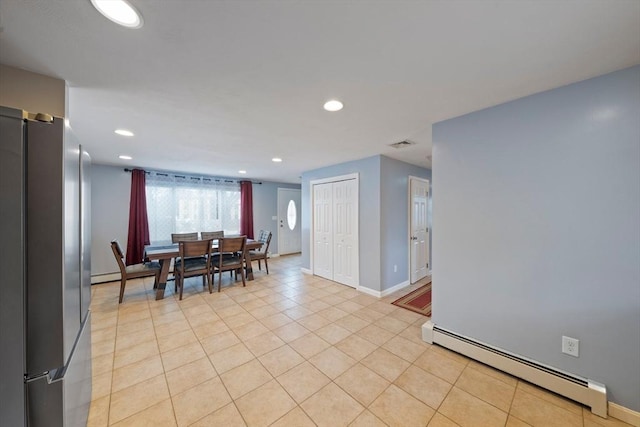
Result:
[144, 238, 264, 300]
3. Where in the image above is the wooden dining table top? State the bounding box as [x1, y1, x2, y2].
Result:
[144, 238, 263, 259]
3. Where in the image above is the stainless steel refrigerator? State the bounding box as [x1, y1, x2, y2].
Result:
[0, 106, 92, 426]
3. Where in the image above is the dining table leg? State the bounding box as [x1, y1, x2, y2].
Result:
[155, 258, 171, 300]
[244, 251, 255, 280]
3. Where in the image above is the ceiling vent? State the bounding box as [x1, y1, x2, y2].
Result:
[389, 140, 416, 149]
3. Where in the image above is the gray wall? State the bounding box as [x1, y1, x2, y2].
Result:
[91, 164, 300, 276]
[91, 165, 131, 275]
[301, 156, 382, 291]
[432, 66, 640, 411]
[380, 156, 432, 290]
[301, 155, 432, 293]
[252, 180, 301, 255]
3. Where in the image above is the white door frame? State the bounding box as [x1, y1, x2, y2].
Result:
[408, 176, 430, 283]
[309, 173, 359, 286]
[277, 188, 301, 255]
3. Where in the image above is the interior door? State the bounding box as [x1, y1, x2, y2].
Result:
[277, 188, 301, 254]
[410, 177, 429, 283]
[333, 179, 358, 287]
[313, 183, 333, 279]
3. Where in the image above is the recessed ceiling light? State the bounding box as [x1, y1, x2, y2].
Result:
[91, 0, 143, 29]
[272, 157, 282, 163]
[238, 170, 247, 174]
[323, 99, 343, 112]
[119, 155, 132, 160]
[115, 129, 134, 137]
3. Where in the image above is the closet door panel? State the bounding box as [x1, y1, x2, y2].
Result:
[313, 183, 333, 280]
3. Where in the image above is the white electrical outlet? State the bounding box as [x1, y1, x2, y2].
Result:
[562, 336, 579, 357]
[393, 265, 397, 273]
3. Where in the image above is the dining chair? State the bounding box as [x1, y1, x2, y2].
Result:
[171, 232, 202, 278]
[110, 240, 161, 303]
[174, 239, 213, 300]
[212, 236, 247, 292]
[200, 230, 231, 276]
[249, 230, 272, 274]
[200, 230, 224, 240]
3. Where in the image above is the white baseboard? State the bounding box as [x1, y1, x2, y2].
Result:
[301, 267, 312, 275]
[268, 253, 280, 258]
[357, 280, 410, 298]
[91, 272, 120, 284]
[609, 402, 640, 426]
[381, 280, 410, 297]
[357, 286, 381, 298]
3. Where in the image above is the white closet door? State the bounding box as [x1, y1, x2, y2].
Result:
[333, 179, 358, 287]
[313, 183, 333, 280]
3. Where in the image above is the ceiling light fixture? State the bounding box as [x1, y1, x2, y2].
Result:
[119, 155, 132, 160]
[323, 99, 343, 112]
[90, 0, 143, 29]
[115, 129, 134, 137]
[238, 170, 247, 174]
[272, 157, 282, 162]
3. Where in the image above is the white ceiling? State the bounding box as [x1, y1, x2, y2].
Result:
[1, 0, 638, 183]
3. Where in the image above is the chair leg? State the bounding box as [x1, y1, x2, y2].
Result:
[118, 277, 127, 303]
[218, 270, 223, 292]
[178, 274, 184, 300]
[258, 259, 261, 270]
[264, 257, 269, 275]
[207, 271, 213, 294]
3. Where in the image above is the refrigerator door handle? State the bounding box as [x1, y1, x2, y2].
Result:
[24, 366, 65, 384]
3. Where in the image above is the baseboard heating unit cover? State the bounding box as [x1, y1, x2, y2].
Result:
[422, 321, 608, 418]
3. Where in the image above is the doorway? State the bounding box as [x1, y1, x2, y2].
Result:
[409, 176, 430, 283]
[277, 188, 301, 255]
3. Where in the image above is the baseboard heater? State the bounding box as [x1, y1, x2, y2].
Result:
[423, 321, 608, 418]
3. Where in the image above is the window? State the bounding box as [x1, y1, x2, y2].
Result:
[287, 199, 297, 230]
[146, 172, 240, 244]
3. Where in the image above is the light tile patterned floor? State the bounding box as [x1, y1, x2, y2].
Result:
[88, 255, 632, 427]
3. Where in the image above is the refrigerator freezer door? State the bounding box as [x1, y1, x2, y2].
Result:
[0, 106, 27, 427]
[26, 313, 92, 427]
[63, 312, 92, 427]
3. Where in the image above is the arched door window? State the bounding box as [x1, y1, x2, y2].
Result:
[287, 200, 297, 230]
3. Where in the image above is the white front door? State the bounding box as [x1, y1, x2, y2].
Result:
[410, 177, 429, 283]
[313, 183, 333, 279]
[277, 188, 301, 255]
[332, 179, 358, 287]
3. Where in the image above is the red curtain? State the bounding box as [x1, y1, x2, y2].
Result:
[239, 180, 254, 239]
[125, 169, 150, 265]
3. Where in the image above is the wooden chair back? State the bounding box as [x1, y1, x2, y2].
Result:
[110, 240, 127, 273]
[178, 239, 212, 260]
[200, 230, 224, 240]
[171, 232, 198, 243]
[217, 236, 246, 257]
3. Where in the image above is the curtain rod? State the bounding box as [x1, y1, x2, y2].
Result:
[124, 168, 262, 184]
